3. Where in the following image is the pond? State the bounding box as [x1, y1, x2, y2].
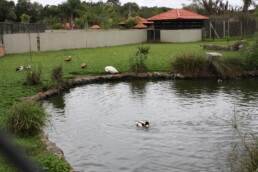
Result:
[43, 79, 258, 172]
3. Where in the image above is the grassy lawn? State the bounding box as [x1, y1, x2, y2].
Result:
[0, 38, 255, 171]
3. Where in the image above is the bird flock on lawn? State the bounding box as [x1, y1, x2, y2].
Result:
[16, 56, 119, 74]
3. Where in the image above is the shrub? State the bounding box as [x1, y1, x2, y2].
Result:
[242, 43, 258, 71]
[6, 100, 49, 136]
[129, 53, 147, 73]
[50, 23, 65, 30]
[51, 65, 63, 83]
[38, 153, 71, 172]
[171, 52, 244, 78]
[129, 46, 150, 73]
[25, 69, 42, 86]
[207, 57, 244, 79]
[171, 52, 207, 77]
[137, 45, 150, 56]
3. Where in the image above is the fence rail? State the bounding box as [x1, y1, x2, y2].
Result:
[204, 20, 256, 39]
[0, 22, 45, 35]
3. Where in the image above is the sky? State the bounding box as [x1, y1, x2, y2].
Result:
[9, 0, 246, 8]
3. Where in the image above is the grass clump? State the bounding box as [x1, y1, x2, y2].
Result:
[37, 152, 71, 172]
[6, 100, 49, 136]
[171, 52, 244, 79]
[242, 43, 258, 71]
[171, 52, 207, 77]
[25, 68, 42, 86]
[51, 65, 64, 83]
[229, 116, 258, 172]
[129, 45, 150, 73]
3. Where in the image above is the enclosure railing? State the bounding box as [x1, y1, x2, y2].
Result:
[203, 20, 256, 39]
[0, 22, 45, 35]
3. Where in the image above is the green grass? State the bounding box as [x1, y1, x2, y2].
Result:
[0, 38, 255, 171]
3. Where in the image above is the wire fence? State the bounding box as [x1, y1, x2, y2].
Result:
[203, 20, 257, 39]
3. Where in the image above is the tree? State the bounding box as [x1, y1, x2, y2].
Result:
[20, 13, 30, 23]
[106, 0, 120, 6]
[242, 0, 256, 12]
[59, 0, 82, 29]
[0, 0, 16, 22]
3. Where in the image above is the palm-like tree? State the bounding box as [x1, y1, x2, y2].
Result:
[242, 0, 256, 12]
[60, 0, 82, 29]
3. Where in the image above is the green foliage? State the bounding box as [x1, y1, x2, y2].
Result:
[129, 53, 147, 73]
[171, 52, 244, 78]
[137, 45, 150, 56]
[51, 65, 64, 83]
[242, 43, 258, 70]
[38, 153, 71, 172]
[25, 69, 42, 86]
[20, 13, 31, 23]
[230, 115, 258, 172]
[171, 52, 207, 77]
[50, 23, 65, 29]
[6, 100, 49, 136]
[125, 17, 140, 28]
[129, 45, 150, 73]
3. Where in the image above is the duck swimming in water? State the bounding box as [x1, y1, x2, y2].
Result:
[136, 121, 149, 128]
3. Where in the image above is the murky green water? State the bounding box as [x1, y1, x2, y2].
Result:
[43, 79, 258, 172]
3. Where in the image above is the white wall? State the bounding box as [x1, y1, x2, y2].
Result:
[160, 29, 202, 42]
[3, 29, 147, 54]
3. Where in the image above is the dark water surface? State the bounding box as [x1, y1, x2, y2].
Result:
[43, 79, 258, 172]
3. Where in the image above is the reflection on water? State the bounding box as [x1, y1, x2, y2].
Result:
[43, 79, 258, 172]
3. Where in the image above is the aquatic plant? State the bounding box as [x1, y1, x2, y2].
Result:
[171, 52, 207, 77]
[242, 43, 258, 71]
[37, 152, 71, 172]
[6, 100, 49, 136]
[171, 52, 244, 78]
[229, 115, 258, 172]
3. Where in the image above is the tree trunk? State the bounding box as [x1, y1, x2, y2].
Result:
[70, 12, 74, 29]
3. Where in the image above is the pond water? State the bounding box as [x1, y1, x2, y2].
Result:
[43, 79, 258, 172]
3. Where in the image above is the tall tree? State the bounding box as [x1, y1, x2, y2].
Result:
[60, 0, 82, 29]
[0, 0, 16, 22]
[242, 0, 256, 12]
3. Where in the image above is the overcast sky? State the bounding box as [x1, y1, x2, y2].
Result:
[8, 0, 246, 8]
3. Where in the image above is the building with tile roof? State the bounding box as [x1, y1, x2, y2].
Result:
[148, 9, 208, 29]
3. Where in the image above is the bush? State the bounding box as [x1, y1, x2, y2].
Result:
[51, 65, 63, 83]
[242, 43, 258, 71]
[171, 52, 207, 77]
[6, 100, 49, 136]
[171, 52, 244, 78]
[137, 45, 150, 56]
[129, 46, 150, 73]
[25, 69, 42, 86]
[38, 153, 71, 172]
[207, 57, 243, 79]
[129, 53, 147, 73]
[50, 23, 65, 30]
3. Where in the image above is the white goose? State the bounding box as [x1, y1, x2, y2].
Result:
[105, 66, 118, 74]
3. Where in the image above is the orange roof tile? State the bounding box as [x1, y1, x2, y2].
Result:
[133, 23, 148, 29]
[90, 25, 101, 29]
[148, 9, 209, 21]
[118, 16, 153, 25]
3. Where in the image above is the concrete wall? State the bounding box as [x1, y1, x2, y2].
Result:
[160, 29, 202, 42]
[3, 29, 147, 54]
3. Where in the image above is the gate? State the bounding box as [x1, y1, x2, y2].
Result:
[147, 30, 160, 43]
